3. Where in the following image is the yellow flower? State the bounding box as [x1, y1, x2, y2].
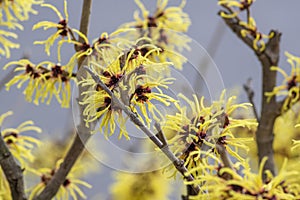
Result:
[4, 59, 75, 108]
[265, 52, 300, 112]
[239, 17, 274, 51]
[129, 75, 176, 127]
[28, 159, 92, 200]
[218, 0, 255, 19]
[218, 0, 273, 52]
[32, 0, 72, 57]
[0, 111, 41, 165]
[110, 170, 171, 200]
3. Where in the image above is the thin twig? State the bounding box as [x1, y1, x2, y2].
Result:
[219, 8, 282, 177]
[243, 78, 259, 120]
[0, 130, 26, 200]
[84, 66, 201, 194]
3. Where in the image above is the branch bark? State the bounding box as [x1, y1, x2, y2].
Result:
[219, 9, 282, 176]
[0, 132, 26, 200]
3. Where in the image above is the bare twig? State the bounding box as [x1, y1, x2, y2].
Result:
[219, 9, 282, 176]
[0, 131, 26, 200]
[84, 66, 201, 194]
[243, 78, 259, 120]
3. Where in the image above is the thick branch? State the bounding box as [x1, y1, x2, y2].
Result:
[0, 132, 26, 200]
[219, 10, 282, 176]
[84, 66, 200, 194]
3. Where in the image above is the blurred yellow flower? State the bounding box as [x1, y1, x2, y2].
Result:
[0, 0, 42, 58]
[110, 170, 171, 200]
[122, 0, 191, 70]
[0, 29, 20, 58]
[0, 111, 41, 165]
[0, 169, 11, 200]
[28, 159, 91, 200]
[0, 0, 42, 23]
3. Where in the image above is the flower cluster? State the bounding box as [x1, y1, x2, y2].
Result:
[28, 159, 91, 200]
[218, 0, 273, 51]
[4, 59, 76, 108]
[186, 157, 300, 199]
[0, 111, 41, 165]
[266, 52, 300, 112]
[161, 91, 257, 176]
[79, 40, 176, 139]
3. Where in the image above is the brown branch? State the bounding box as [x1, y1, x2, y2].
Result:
[219, 10, 282, 176]
[216, 143, 233, 180]
[76, 0, 92, 68]
[0, 131, 26, 200]
[84, 66, 201, 194]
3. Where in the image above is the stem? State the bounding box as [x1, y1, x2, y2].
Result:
[0, 132, 26, 200]
[243, 78, 259, 120]
[216, 143, 233, 180]
[77, 0, 92, 68]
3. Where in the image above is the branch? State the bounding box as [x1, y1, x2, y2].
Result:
[219, 9, 282, 176]
[76, 0, 92, 68]
[84, 66, 201, 194]
[0, 131, 26, 200]
[243, 78, 259, 120]
[216, 143, 233, 180]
